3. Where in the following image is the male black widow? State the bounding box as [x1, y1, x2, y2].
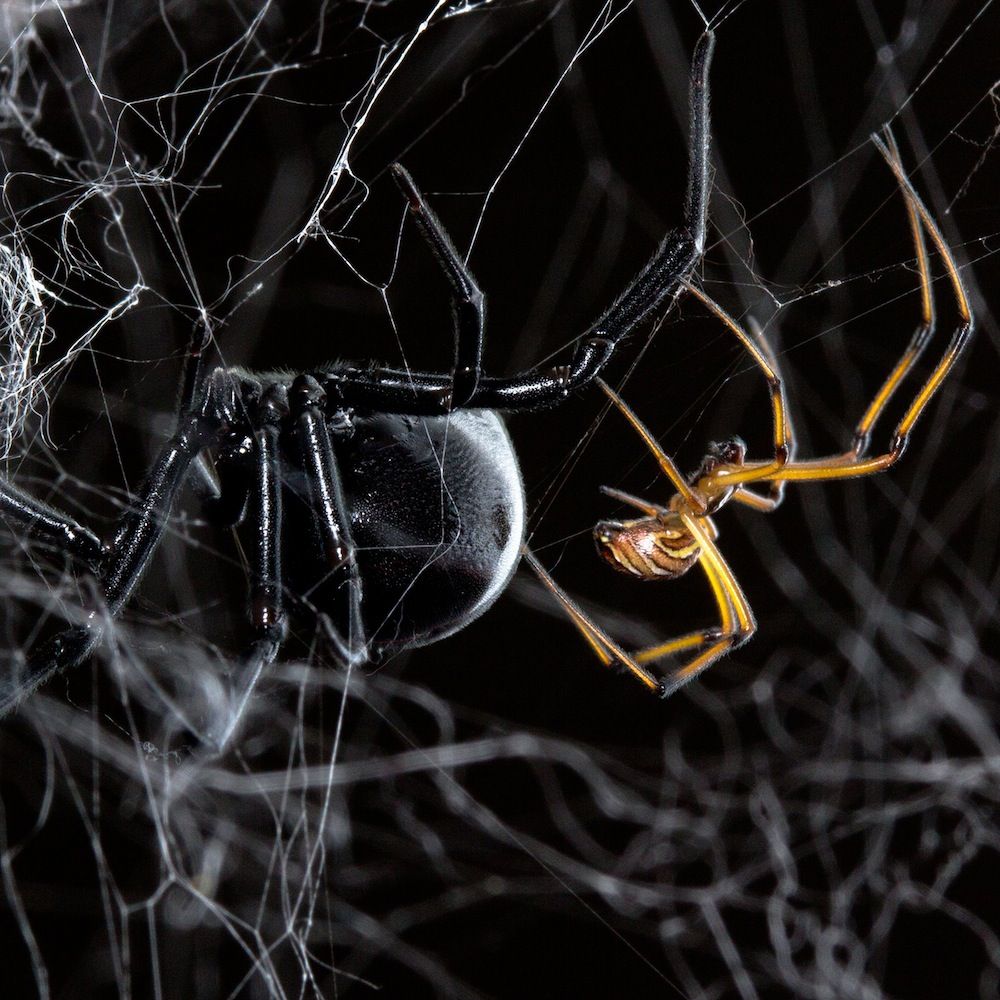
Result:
[0, 34, 715, 726]
[527, 129, 974, 699]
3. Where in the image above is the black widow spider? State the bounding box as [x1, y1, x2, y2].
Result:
[0, 33, 715, 728]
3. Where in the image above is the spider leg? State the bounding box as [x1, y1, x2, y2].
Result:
[847, 129, 935, 458]
[599, 485, 668, 519]
[730, 486, 781, 512]
[712, 128, 972, 489]
[177, 317, 215, 420]
[243, 393, 289, 664]
[207, 388, 289, 750]
[200, 434, 254, 527]
[321, 31, 715, 415]
[522, 547, 660, 692]
[597, 377, 707, 511]
[0, 386, 228, 714]
[289, 375, 366, 668]
[682, 287, 794, 500]
[0, 478, 105, 565]
[391, 164, 484, 408]
[525, 514, 755, 698]
[475, 29, 714, 409]
[653, 513, 755, 696]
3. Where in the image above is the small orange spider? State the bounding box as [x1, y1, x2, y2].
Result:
[525, 128, 973, 698]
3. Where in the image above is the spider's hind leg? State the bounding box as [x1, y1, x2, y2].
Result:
[644, 512, 756, 697]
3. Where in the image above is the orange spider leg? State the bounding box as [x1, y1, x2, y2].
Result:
[712, 126, 972, 489]
[848, 129, 935, 458]
[732, 130, 933, 483]
[730, 485, 781, 512]
[634, 531, 735, 666]
[683, 281, 792, 490]
[596, 378, 706, 510]
[524, 526, 754, 697]
[598, 486, 668, 519]
[521, 548, 660, 692]
[633, 513, 757, 693]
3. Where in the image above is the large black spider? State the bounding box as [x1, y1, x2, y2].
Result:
[0, 33, 714, 726]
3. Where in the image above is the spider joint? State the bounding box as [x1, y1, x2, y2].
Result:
[258, 383, 290, 424]
[290, 373, 327, 412]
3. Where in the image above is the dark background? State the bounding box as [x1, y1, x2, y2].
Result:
[1, 1, 999, 997]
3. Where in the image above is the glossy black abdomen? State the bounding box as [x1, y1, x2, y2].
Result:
[290, 409, 525, 656]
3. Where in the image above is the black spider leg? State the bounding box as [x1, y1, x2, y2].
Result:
[321, 30, 714, 415]
[207, 385, 290, 749]
[390, 164, 484, 409]
[0, 313, 217, 622]
[290, 375, 366, 668]
[0, 478, 105, 566]
[0, 374, 233, 715]
[200, 429, 254, 527]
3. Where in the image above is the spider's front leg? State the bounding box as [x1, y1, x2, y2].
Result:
[323, 30, 715, 416]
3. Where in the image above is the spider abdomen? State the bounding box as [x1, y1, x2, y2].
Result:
[293, 409, 525, 656]
[594, 516, 701, 580]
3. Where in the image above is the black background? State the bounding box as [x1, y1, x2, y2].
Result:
[1, 1, 999, 997]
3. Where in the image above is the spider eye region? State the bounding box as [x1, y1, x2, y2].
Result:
[692, 435, 747, 481]
[293, 409, 525, 656]
[593, 517, 700, 580]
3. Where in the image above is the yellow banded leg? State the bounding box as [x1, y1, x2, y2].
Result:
[850, 131, 935, 456]
[523, 547, 660, 692]
[658, 515, 757, 696]
[524, 532, 753, 699]
[634, 546, 735, 666]
[709, 131, 970, 493]
[599, 486, 668, 519]
[684, 514, 755, 635]
[683, 282, 792, 494]
[731, 486, 781, 512]
[870, 129, 973, 454]
[597, 378, 706, 511]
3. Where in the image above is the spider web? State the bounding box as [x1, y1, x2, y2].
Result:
[1, 1, 999, 997]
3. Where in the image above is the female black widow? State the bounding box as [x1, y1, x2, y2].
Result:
[0, 35, 716, 728]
